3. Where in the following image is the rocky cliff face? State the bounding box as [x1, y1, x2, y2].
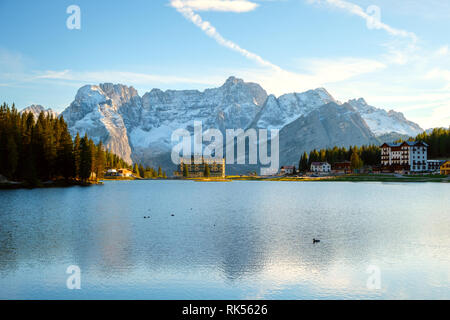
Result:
[25, 76, 424, 173]
[61, 84, 137, 164]
[279, 102, 378, 166]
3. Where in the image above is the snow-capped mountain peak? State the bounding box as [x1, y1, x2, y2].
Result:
[21, 104, 59, 119]
[347, 98, 423, 137]
[223, 76, 243, 86]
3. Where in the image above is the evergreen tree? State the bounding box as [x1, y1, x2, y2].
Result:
[57, 124, 75, 180]
[138, 164, 145, 178]
[133, 163, 140, 177]
[95, 142, 106, 179]
[299, 152, 309, 172]
[183, 164, 189, 177]
[204, 164, 210, 177]
[416, 127, 450, 158]
[6, 135, 18, 179]
[79, 135, 92, 181]
[309, 149, 320, 165]
[73, 133, 81, 178]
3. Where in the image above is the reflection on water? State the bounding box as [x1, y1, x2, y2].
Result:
[0, 181, 449, 299]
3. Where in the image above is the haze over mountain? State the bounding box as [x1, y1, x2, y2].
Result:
[21, 77, 424, 174]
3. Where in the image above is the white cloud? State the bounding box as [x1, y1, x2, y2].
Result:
[231, 57, 385, 96]
[33, 70, 221, 86]
[425, 68, 450, 90]
[170, 0, 280, 71]
[169, 0, 385, 96]
[300, 58, 386, 83]
[308, 0, 417, 42]
[171, 0, 259, 12]
[0, 69, 224, 90]
[36, 70, 72, 80]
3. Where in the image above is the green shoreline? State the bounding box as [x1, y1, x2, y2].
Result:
[225, 174, 450, 183]
[1, 174, 448, 189]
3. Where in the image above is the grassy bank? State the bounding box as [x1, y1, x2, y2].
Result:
[102, 176, 138, 181]
[227, 174, 449, 183]
[327, 174, 449, 183]
[178, 177, 231, 182]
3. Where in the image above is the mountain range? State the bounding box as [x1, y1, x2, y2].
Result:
[21, 76, 424, 174]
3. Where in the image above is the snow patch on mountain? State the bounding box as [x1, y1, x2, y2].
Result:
[347, 98, 423, 137]
[130, 125, 174, 150]
[255, 88, 337, 130]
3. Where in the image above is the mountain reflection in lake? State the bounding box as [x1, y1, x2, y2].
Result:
[0, 181, 449, 299]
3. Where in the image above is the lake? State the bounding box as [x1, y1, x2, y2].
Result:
[0, 180, 449, 299]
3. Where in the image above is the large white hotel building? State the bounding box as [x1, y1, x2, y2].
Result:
[381, 141, 429, 173]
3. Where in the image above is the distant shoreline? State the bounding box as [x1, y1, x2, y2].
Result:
[0, 179, 102, 190]
[1, 174, 448, 189]
[145, 174, 450, 183]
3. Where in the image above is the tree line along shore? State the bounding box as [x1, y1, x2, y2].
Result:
[0, 103, 131, 188]
[296, 127, 449, 173]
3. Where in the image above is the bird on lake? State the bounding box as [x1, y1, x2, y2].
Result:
[313, 238, 321, 244]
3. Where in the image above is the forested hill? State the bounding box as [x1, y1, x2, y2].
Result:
[0, 103, 130, 185]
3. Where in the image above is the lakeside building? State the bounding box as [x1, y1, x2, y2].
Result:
[311, 162, 331, 173]
[380, 141, 428, 173]
[280, 166, 295, 175]
[428, 160, 446, 173]
[118, 169, 133, 177]
[174, 156, 225, 178]
[332, 161, 351, 174]
[441, 161, 450, 175]
[105, 168, 132, 177]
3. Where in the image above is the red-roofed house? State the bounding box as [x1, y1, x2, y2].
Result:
[280, 166, 295, 175]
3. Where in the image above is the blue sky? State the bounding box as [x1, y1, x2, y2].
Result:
[0, 0, 449, 128]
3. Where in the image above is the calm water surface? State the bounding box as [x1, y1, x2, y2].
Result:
[0, 181, 449, 299]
